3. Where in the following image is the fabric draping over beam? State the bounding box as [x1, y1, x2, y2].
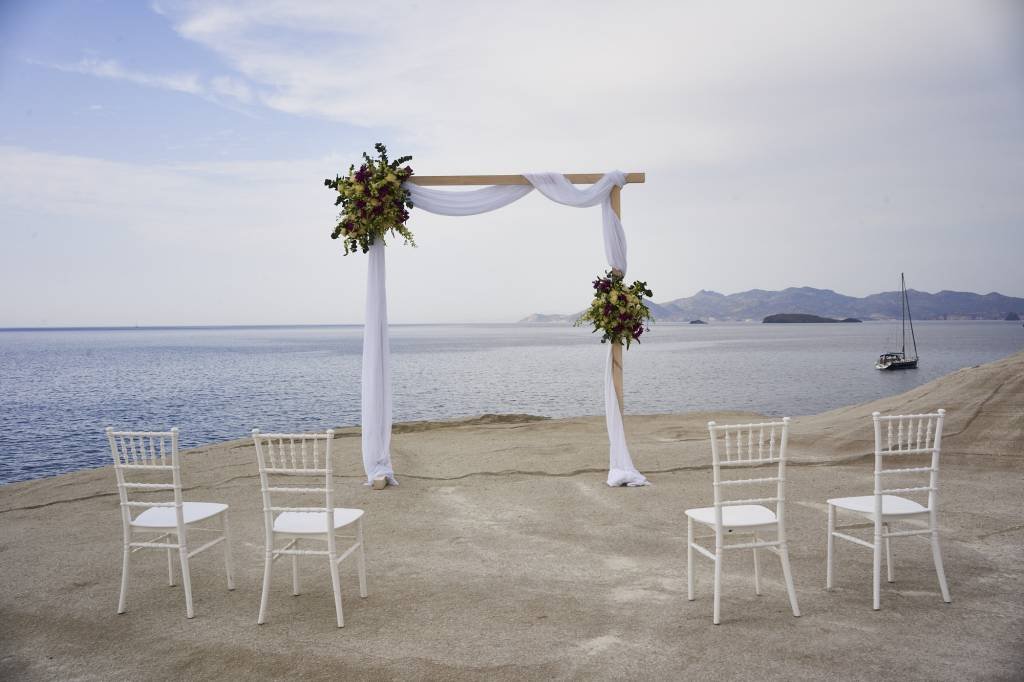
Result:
[360, 171, 648, 487]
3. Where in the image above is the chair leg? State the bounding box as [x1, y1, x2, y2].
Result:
[257, 548, 273, 625]
[884, 523, 894, 583]
[356, 519, 368, 598]
[292, 540, 301, 596]
[167, 548, 175, 586]
[222, 513, 235, 591]
[712, 548, 722, 625]
[178, 543, 194, 619]
[118, 544, 131, 614]
[686, 518, 695, 602]
[826, 504, 835, 591]
[752, 538, 762, 596]
[779, 542, 800, 617]
[872, 525, 882, 611]
[930, 526, 952, 603]
[328, 554, 344, 628]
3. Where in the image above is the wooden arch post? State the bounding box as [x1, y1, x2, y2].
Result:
[407, 172, 644, 415]
[609, 184, 625, 415]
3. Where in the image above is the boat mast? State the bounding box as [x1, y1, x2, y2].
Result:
[905, 273, 918, 360]
[900, 273, 906, 357]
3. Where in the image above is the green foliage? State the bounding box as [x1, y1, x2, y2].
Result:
[575, 270, 654, 348]
[324, 143, 416, 255]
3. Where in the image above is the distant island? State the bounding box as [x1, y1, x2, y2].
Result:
[763, 314, 861, 323]
[689, 319, 707, 325]
[519, 286, 1024, 323]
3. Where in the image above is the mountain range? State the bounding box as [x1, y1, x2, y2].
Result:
[519, 287, 1024, 323]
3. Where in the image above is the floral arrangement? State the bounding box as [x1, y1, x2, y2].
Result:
[324, 143, 415, 255]
[575, 270, 654, 348]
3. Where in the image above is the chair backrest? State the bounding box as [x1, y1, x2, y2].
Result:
[106, 427, 185, 529]
[872, 410, 945, 511]
[707, 418, 791, 529]
[252, 429, 335, 533]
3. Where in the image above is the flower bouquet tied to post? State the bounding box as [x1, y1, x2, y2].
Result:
[576, 270, 654, 348]
[324, 143, 415, 255]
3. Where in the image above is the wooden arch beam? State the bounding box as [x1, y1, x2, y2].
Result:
[407, 173, 645, 186]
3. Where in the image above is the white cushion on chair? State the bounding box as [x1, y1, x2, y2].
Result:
[686, 504, 777, 529]
[273, 508, 364, 535]
[828, 494, 927, 517]
[131, 501, 228, 528]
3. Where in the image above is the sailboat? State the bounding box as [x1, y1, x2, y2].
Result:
[876, 273, 918, 370]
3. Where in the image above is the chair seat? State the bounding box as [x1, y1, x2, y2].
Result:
[273, 508, 364, 535]
[131, 501, 228, 528]
[828, 494, 928, 517]
[686, 504, 777, 529]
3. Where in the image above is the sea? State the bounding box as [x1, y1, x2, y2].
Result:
[1, 321, 1021, 485]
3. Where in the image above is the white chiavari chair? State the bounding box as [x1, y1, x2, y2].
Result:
[826, 410, 951, 610]
[252, 429, 367, 628]
[107, 427, 234, 618]
[686, 418, 800, 625]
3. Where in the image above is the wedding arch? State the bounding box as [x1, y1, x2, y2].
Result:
[351, 169, 650, 488]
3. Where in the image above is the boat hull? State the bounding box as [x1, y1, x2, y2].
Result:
[876, 359, 918, 371]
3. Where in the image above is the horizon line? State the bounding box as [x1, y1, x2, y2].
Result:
[0, 319, 1010, 332]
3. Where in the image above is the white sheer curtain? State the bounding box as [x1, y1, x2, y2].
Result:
[361, 171, 648, 487]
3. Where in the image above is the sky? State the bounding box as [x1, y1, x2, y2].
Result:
[0, 0, 1022, 326]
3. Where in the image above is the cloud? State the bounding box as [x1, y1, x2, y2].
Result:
[39, 56, 258, 111]
[154, 0, 1023, 173]
[0, 145, 368, 326]
[210, 75, 253, 103]
[49, 56, 203, 94]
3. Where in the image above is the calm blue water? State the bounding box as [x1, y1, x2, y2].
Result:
[1, 321, 1021, 485]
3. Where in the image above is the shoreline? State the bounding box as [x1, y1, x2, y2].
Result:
[4, 321, 1021, 487]
[3, 350, 1022, 492]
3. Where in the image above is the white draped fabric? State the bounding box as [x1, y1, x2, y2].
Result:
[360, 171, 648, 487]
[404, 183, 532, 216]
[361, 242, 397, 485]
